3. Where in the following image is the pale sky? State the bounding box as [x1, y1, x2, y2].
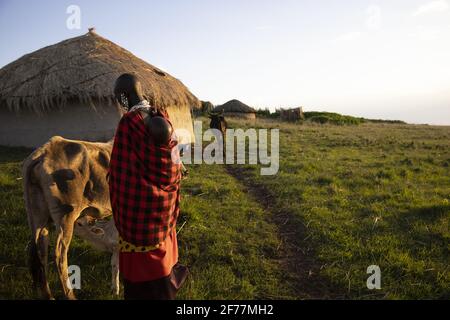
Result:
[0, 0, 449, 124]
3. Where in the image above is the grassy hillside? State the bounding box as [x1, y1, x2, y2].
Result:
[226, 118, 449, 299]
[0, 119, 448, 299]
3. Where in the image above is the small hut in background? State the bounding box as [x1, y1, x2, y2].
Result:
[280, 107, 304, 122]
[213, 99, 256, 120]
[0, 29, 200, 147]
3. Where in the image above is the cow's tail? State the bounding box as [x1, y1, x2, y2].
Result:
[22, 149, 46, 291]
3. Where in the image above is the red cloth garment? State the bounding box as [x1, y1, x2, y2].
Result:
[120, 226, 179, 282]
[108, 109, 182, 247]
[123, 260, 190, 299]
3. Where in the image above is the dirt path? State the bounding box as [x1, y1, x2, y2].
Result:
[225, 166, 346, 299]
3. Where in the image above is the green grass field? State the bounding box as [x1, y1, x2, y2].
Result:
[0, 118, 448, 299]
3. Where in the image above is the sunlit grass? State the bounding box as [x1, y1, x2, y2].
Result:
[228, 118, 450, 299]
[0, 119, 448, 299]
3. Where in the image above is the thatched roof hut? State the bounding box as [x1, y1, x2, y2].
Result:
[213, 99, 256, 119]
[0, 29, 200, 147]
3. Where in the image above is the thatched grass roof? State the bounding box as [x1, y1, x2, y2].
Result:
[0, 29, 201, 113]
[213, 99, 256, 113]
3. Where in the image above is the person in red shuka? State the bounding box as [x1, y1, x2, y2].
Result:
[108, 73, 188, 300]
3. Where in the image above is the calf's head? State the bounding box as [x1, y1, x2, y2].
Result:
[74, 216, 116, 252]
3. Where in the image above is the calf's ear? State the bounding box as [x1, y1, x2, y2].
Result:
[90, 227, 105, 236]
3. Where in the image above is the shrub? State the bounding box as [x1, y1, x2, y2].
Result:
[256, 108, 281, 119]
[309, 115, 332, 124]
[305, 112, 364, 125]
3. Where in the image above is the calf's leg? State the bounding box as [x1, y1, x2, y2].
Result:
[111, 250, 120, 296]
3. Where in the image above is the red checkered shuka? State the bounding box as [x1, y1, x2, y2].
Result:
[108, 109, 182, 247]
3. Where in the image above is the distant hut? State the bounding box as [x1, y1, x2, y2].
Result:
[0, 29, 200, 147]
[280, 107, 304, 122]
[213, 99, 256, 120]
